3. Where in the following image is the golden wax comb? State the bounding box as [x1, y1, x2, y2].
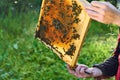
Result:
[35, 0, 90, 68]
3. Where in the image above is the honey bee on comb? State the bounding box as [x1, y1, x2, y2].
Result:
[35, 0, 90, 68]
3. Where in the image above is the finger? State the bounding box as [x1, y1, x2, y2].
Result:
[85, 6, 104, 15]
[78, 67, 91, 78]
[86, 12, 101, 22]
[91, 16, 106, 24]
[79, 67, 87, 73]
[67, 65, 77, 75]
[86, 9, 105, 22]
[67, 66, 80, 78]
[75, 65, 80, 75]
[86, 9, 99, 17]
[76, 65, 88, 74]
[75, 66, 83, 78]
[87, 14, 102, 23]
[91, 1, 109, 9]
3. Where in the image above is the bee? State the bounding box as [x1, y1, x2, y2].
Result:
[65, 44, 76, 56]
[72, 34, 80, 40]
[59, 12, 65, 18]
[44, 38, 51, 44]
[47, 0, 55, 4]
[66, 5, 72, 10]
[72, 27, 77, 33]
[35, 25, 47, 39]
[73, 17, 81, 24]
[52, 19, 63, 30]
[44, 6, 50, 16]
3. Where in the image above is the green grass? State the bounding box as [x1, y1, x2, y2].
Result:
[0, 10, 119, 80]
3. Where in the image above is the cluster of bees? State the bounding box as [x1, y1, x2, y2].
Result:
[36, 0, 83, 58]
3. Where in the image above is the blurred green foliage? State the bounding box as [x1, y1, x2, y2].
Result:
[0, 0, 117, 16]
[0, 0, 42, 16]
[0, 0, 119, 80]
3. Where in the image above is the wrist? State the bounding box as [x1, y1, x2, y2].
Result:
[85, 67, 103, 77]
[92, 67, 103, 77]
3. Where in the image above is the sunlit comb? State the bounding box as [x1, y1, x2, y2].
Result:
[35, 0, 90, 68]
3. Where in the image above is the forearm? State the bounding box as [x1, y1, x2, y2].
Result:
[93, 55, 118, 77]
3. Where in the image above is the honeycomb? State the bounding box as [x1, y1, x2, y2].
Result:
[35, 0, 90, 68]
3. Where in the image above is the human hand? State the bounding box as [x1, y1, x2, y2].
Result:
[67, 64, 90, 78]
[85, 1, 120, 26]
[67, 64, 102, 78]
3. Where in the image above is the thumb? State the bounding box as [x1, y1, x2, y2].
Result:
[84, 68, 93, 75]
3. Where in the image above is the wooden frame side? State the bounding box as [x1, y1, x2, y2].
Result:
[70, 0, 91, 68]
